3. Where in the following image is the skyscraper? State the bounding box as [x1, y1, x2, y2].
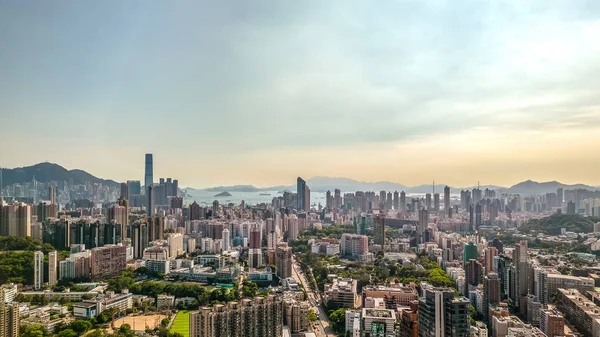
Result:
[425, 193, 432, 211]
[0, 202, 31, 237]
[190, 295, 284, 337]
[443, 186, 450, 217]
[334, 189, 341, 209]
[513, 240, 529, 309]
[485, 247, 498, 275]
[463, 242, 478, 265]
[465, 259, 484, 294]
[222, 229, 230, 252]
[48, 251, 58, 287]
[374, 215, 385, 247]
[433, 193, 440, 211]
[483, 272, 501, 324]
[418, 208, 429, 244]
[296, 177, 310, 211]
[393, 191, 399, 211]
[0, 297, 19, 337]
[120, 183, 129, 201]
[34, 251, 44, 290]
[276, 244, 293, 279]
[48, 186, 56, 205]
[556, 188, 564, 205]
[418, 287, 470, 337]
[144, 153, 153, 188]
[400, 191, 406, 213]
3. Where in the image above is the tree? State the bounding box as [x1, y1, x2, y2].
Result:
[119, 324, 132, 334]
[87, 330, 104, 337]
[161, 318, 170, 327]
[308, 310, 318, 321]
[57, 329, 77, 337]
[20, 325, 48, 337]
[70, 320, 92, 334]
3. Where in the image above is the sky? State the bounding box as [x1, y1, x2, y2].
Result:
[1, 1, 600, 188]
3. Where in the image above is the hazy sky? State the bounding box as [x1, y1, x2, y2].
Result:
[2, 1, 600, 188]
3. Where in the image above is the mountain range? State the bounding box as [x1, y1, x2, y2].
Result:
[0, 162, 119, 188]
[1, 162, 598, 195]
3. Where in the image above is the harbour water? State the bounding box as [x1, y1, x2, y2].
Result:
[183, 189, 327, 207]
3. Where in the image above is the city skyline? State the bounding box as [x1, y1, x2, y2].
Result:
[2, 160, 600, 191]
[2, 1, 600, 187]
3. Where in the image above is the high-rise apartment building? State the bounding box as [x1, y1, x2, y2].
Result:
[539, 307, 565, 337]
[513, 240, 529, 309]
[34, 251, 44, 290]
[340, 234, 368, 257]
[0, 298, 19, 337]
[393, 191, 399, 211]
[222, 229, 230, 252]
[283, 298, 309, 334]
[417, 209, 429, 244]
[276, 244, 293, 280]
[485, 247, 498, 275]
[400, 191, 406, 213]
[418, 287, 470, 337]
[48, 251, 58, 287]
[433, 193, 440, 211]
[334, 189, 341, 209]
[48, 186, 56, 205]
[190, 296, 283, 337]
[0, 202, 31, 237]
[443, 186, 450, 217]
[131, 222, 149, 259]
[120, 183, 129, 201]
[374, 216, 385, 247]
[483, 273, 500, 323]
[465, 259, 484, 294]
[90, 245, 127, 279]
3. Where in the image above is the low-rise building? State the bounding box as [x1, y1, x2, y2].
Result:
[361, 308, 396, 337]
[324, 278, 359, 309]
[361, 284, 418, 309]
[157, 294, 175, 310]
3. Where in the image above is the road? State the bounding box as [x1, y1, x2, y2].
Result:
[292, 255, 336, 337]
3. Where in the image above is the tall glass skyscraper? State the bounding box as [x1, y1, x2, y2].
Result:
[144, 154, 153, 188]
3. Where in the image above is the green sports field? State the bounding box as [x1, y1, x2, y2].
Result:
[171, 310, 190, 337]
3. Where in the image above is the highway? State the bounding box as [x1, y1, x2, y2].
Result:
[292, 255, 336, 337]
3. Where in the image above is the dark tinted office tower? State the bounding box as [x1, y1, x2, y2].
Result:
[127, 180, 141, 195]
[326, 190, 332, 209]
[131, 222, 149, 259]
[144, 154, 153, 188]
[120, 183, 129, 201]
[296, 177, 310, 211]
[374, 215, 385, 247]
[425, 193, 432, 211]
[387, 192, 392, 210]
[419, 287, 470, 337]
[146, 185, 153, 216]
[379, 191, 386, 210]
[433, 193, 440, 211]
[393, 191, 399, 210]
[444, 186, 450, 216]
[400, 191, 406, 212]
[297, 177, 305, 210]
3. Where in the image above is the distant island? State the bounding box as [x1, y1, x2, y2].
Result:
[205, 185, 262, 192]
[214, 191, 232, 197]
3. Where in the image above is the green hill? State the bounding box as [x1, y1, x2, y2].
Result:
[519, 214, 600, 235]
[0, 162, 119, 187]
